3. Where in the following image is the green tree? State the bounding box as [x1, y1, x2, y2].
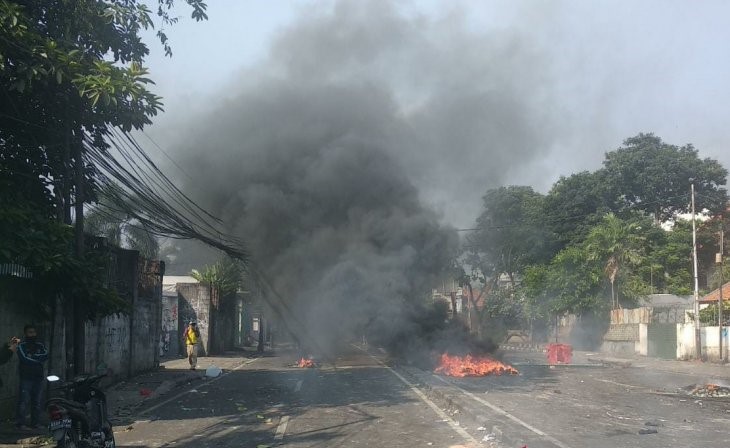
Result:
[583, 213, 647, 308]
[191, 258, 244, 298]
[0, 0, 207, 312]
[542, 170, 615, 249]
[603, 133, 728, 222]
[468, 186, 550, 289]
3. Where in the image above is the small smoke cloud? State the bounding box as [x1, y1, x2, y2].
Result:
[168, 0, 561, 352]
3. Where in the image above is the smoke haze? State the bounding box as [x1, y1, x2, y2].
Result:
[168, 0, 563, 228]
[158, 0, 729, 350]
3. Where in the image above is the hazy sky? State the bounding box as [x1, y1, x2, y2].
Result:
[143, 0, 730, 228]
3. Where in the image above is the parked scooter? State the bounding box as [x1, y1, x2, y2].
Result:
[45, 374, 115, 448]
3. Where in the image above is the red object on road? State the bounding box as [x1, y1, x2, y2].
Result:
[546, 343, 572, 365]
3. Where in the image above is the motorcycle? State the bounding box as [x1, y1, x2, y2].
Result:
[45, 374, 116, 448]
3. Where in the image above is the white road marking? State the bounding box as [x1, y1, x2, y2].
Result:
[139, 357, 259, 416]
[352, 345, 479, 446]
[274, 415, 289, 441]
[432, 374, 574, 448]
[294, 379, 303, 392]
[595, 378, 642, 389]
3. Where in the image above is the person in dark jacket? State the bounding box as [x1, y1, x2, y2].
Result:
[16, 325, 48, 429]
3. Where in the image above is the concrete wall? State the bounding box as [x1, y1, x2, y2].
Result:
[160, 295, 179, 358]
[638, 323, 648, 356]
[83, 314, 130, 379]
[677, 324, 730, 361]
[610, 306, 686, 325]
[177, 283, 212, 356]
[0, 248, 164, 418]
[79, 257, 162, 380]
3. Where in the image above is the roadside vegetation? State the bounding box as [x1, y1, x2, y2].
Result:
[462, 133, 729, 342]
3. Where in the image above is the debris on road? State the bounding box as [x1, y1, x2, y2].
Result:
[482, 433, 497, 442]
[686, 383, 730, 398]
[434, 353, 518, 377]
[205, 365, 222, 378]
[139, 388, 153, 397]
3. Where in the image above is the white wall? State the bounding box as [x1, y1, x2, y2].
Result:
[638, 323, 648, 356]
[677, 324, 730, 361]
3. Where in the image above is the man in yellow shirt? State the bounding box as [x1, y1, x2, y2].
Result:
[183, 321, 201, 370]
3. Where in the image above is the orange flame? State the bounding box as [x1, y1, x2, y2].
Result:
[434, 353, 518, 377]
[297, 357, 316, 368]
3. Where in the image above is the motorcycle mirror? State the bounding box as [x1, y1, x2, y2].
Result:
[46, 375, 60, 382]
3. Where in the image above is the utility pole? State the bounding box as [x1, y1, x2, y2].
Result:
[718, 220, 724, 361]
[691, 183, 702, 360]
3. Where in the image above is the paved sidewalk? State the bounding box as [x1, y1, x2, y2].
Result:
[500, 344, 730, 379]
[0, 350, 260, 447]
[108, 351, 258, 424]
[578, 351, 730, 379]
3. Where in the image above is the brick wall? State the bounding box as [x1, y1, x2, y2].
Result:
[603, 323, 640, 341]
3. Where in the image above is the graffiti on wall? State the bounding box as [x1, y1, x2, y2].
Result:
[104, 324, 129, 353]
[160, 296, 178, 357]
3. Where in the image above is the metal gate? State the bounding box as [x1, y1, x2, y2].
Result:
[647, 323, 677, 359]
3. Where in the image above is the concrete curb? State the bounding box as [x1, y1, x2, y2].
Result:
[0, 444, 44, 448]
[499, 344, 546, 352]
[586, 357, 633, 368]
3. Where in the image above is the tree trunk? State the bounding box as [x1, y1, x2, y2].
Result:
[610, 280, 615, 309]
[257, 317, 265, 353]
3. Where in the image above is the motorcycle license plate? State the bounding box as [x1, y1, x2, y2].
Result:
[49, 418, 72, 431]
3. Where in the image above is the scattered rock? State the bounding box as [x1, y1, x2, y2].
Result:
[638, 428, 658, 435]
[644, 420, 663, 427]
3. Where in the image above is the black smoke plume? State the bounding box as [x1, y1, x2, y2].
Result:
[166, 1, 555, 356]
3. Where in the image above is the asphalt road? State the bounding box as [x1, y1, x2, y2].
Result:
[114, 347, 730, 448]
[415, 350, 730, 448]
[114, 348, 478, 448]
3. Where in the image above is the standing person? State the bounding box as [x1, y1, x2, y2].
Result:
[183, 321, 200, 370]
[16, 325, 48, 430]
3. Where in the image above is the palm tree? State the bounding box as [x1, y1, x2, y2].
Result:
[584, 213, 645, 309]
[190, 258, 243, 297]
[84, 188, 159, 259]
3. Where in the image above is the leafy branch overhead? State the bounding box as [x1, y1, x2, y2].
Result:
[0, 1, 251, 317]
